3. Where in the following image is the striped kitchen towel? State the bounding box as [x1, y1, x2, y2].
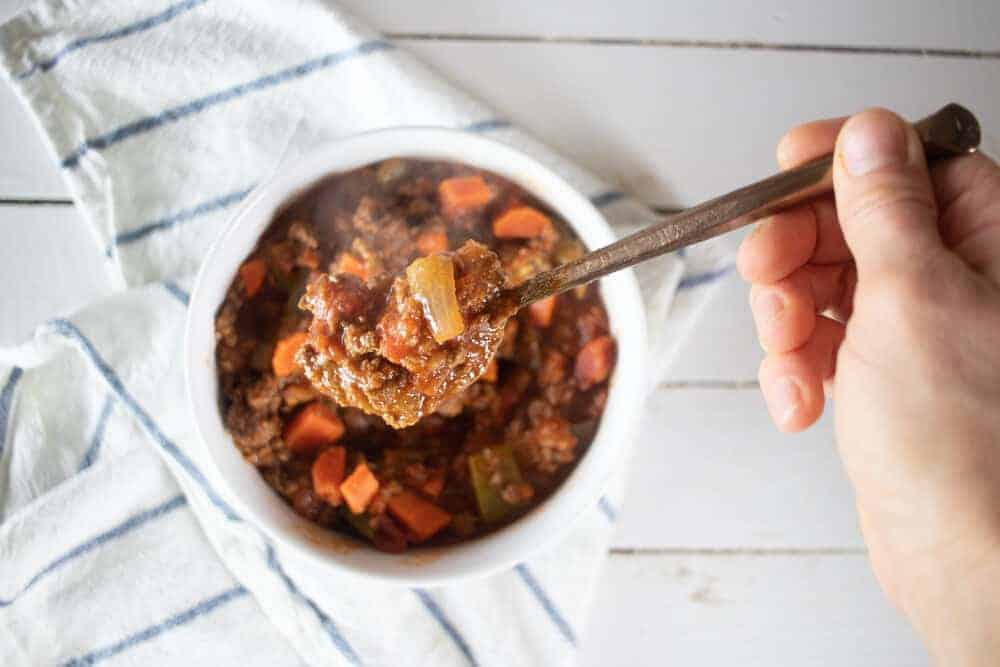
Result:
[0, 1, 735, 665]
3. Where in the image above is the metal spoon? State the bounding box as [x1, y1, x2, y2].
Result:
[511, 103, 981, 307]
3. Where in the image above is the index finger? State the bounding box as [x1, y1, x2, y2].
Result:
[777, 117, 848, 170]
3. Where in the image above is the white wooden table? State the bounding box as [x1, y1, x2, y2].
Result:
[3, 1, 998, 664]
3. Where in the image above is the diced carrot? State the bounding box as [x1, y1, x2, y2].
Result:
[574, 335, 616, 390]
[528, 295, 557, 328]
[387, 491, 452, 542]
[416, 228, 449, 256]
[492, 206, 553, 239]
[481, 359, 498, 383]
[311, 446, 347, 506]
[239, 258, 267, 298]
[284, 402, 345, 455]
[335, 253, 370, 281]
[340, 462, 380, 514]
[421, 469, 447, 500]
[438, 176, 493, 219]
[272, 331, 309, 377]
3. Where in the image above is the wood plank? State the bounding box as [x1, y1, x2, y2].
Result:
[5, 40, 997, 205]
[0, 0, 68, 198]
[397, 40, 1000, 208]
[661, 268, 761, 383]
[0, 205, 112, 345]
[611, 386, 861, 550]
[0, 77, 70, 199]
[580, 553, 926, 666]
[341, 0, 1000, 52]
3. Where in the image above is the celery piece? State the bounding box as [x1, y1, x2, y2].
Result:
[468, 445, 525, 523]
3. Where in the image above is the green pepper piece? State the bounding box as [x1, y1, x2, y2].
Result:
[339, 506, 375, 541]
[468, 445, 525, 523]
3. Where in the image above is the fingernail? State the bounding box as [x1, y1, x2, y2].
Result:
[764, 376, 802, 426]
[839, 112, 909, 176]
[752, 290, 785, 329]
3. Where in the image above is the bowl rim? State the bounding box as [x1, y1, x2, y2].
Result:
[184, 126, 647, 586]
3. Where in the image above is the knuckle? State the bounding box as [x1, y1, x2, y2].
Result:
[844, 179, 938, 231]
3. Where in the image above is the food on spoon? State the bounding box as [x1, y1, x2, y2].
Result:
[298, 240, 516, 429]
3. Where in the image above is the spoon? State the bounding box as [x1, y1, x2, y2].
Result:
[511, 103, 981, 307]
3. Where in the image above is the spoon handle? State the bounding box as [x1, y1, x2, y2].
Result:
[513, 103, 981, 307]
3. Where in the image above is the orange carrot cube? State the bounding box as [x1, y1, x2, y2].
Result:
[311, 446, 347, 506]
[283, 402, 345, 455]
[387, 491, 452, 542]
[492, 206, 553, 239]
[438, 176, 493, 219]
[272, 331, 309, 377]
[340, 462, 379, 514]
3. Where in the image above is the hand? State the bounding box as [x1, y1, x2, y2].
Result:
[738, 108, 1000, 665]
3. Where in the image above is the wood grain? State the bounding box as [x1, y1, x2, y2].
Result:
[580, 552, 926, 666]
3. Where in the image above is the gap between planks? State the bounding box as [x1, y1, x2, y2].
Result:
[390, 32, 1000, 60]
[0, 197, 72, 206]
[609, 546, 866, 556]
[658, 380, 758, 390]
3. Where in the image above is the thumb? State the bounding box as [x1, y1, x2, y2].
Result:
[833, 108, 943, 279]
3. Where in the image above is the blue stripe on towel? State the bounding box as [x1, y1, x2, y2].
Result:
[677, 263, 734, 290]
[78, 394, 115, 471]
[0, 366, 24, 458]
[110, 186, 254, 253]
[61, 40, 394, 168]
[264, 544, 361, 665]
[414, 589, 478, 666]
[589, 190, 626, 208]
[48, 318, 240, 520]
[514, 564, 576, 645]
[15, 0, 208, 80]
[61, 585, 247, 667]
[597, 495, 618, 522]
[162, 280, 191, 306]
[0, 494, 187, 607]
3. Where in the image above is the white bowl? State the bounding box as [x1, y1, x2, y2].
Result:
[185, 128, 647, 586]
